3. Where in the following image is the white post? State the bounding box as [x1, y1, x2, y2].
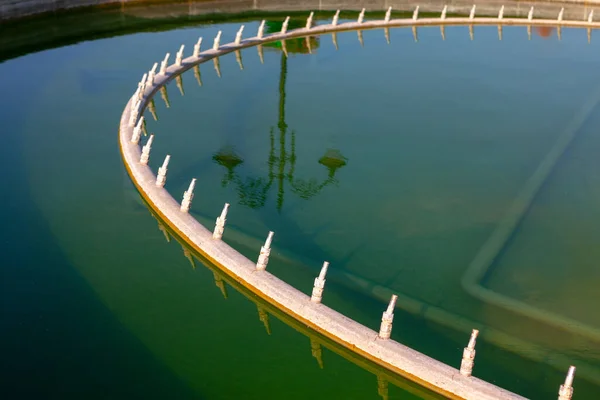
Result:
[378, 295, 397, 339]
[498, 5, 504, 20]
[412, 6, 419, 21]
[558, 7, 564, 22]
[460, 329, 479, 377]
[180, 179, 196, 213]
[213, 31, 222, 50]
[148, 63, 158, 86]
[332, 10, 340, 26]
[131, 116, 144, 144]
[159, 53, 170, 75]
[311, 262, 329, 303]
[235, 25, 244, 45]
[137, 74, 147, 100]
[469, 5, 476, 20]
[558, 366, 576, 400]
[358, 8, 365, 24]
[589, 10, 594, 23]
[256, 231, 274, 270]
[140, 134, 154, 165]
[156, 155, 170, 187]
[281, 16, 290, 34]
[441, 5, 447, 20]
[306, 11, 314, 29]
[175, 44, 184, 66]
[528, 6, 534, 21]
[129, 99, 141, 127]
[257, 20, 266, 39]
[193, 37, 203, 57]
[213, 203, 230, 239]
[385, 6, 392, 23]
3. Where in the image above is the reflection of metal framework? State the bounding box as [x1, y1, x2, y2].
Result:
[214, 24, 346, 211]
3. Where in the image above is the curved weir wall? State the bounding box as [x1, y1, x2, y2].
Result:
[117, 8, 600, 400]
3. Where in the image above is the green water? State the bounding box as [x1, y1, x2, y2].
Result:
[3, 5, 600, 399]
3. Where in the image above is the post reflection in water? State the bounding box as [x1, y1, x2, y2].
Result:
[213, 20, 347, 212]
[146, 208, 444, 400]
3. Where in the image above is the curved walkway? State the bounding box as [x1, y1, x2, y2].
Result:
[118, 9, 597, 399]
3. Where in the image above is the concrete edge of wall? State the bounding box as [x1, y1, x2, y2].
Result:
[118, 15, 596, 400]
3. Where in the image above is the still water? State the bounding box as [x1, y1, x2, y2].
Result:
[2, 6, 600, 400]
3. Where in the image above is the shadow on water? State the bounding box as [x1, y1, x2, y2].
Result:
[0, 83, 199, 399]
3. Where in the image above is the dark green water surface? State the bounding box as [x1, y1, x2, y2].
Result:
[3, 6, 600, 400]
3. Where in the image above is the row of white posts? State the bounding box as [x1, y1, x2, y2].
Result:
[127, 6, 586, 398]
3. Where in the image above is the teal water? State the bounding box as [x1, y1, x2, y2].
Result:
[3, 6, 600, 400]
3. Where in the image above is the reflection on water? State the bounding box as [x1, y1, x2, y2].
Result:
[213, 23, 345, 211]
[141, 20, 600, 399]
[7, 2, 600, 398]
[149, 207, 444, 400]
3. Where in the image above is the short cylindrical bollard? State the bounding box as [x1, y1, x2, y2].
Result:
[528, 6, 534, 21]
[180, 178, 196, 213]
[257, 20, 266, 39]
[332, 10, 340, 26]
[159, 53, 170, 75]
[156, 155, 170, 187]
[235, 25, 244, 45]
[469, 5, 476, 19]
[385, 6, 392, 23]
[139, 73, 148, 95]
[140, 134, 154, 165]
[129, 99, 141, 126]
[131, 116, 144, 144]
[193, 37, 203, 57]
[498, 5, 504, 20]
[213, 31, 222, 50]
[558, 366, 576, 400]
[412, 6, 419, 21]
[175, 44, 184, 66]
[460, 329, 479, 377]
[256, 231, 274, 270]
[306, 11, 314, 29]
[213, 203, 230, 239]
[148, 63, 158, 86]
[281, 17, 290, 34]
[378, 295, 398, 339]
[311, 262, 329, 303]
[441, 5, 448, 20]
[358, 8, 365, 24]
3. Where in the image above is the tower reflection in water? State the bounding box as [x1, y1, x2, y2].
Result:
[213, 19, 347, 212]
